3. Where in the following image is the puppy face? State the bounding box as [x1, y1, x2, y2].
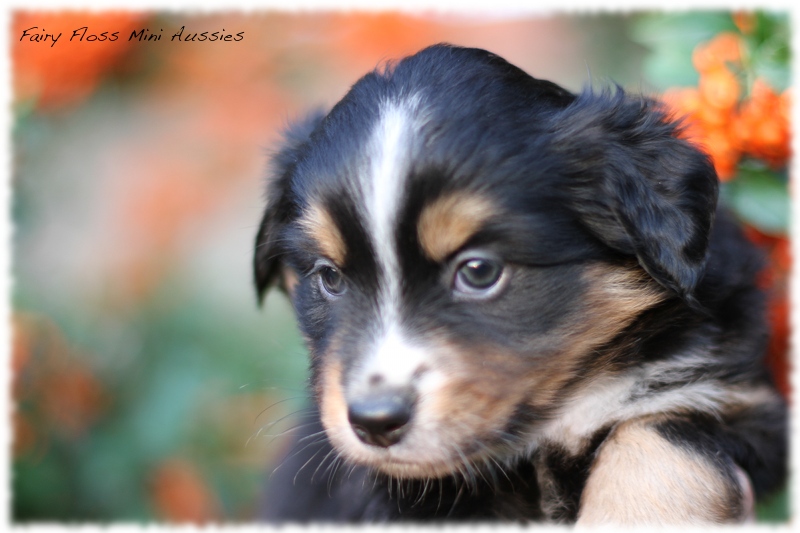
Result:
[254, 45, 717, 478]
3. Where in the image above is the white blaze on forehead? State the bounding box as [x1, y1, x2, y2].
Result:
[355, 97, 434, 393]
[365, 98, 421, 332]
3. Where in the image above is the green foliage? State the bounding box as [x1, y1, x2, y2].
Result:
[722, 163, 789, 235]
[756, 487, 790, 522]
[630, 11, 789, 92]
[630, 12, 736, 89]
[744, 12, 791, 91]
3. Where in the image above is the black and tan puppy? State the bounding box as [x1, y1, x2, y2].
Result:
[253, 44, 786, 524]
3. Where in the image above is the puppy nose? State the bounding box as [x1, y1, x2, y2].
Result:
[347, 388, 415, 448]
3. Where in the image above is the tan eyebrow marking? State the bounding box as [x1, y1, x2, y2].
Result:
[417, 192, 499, 262]
[297, 203, 346, 266]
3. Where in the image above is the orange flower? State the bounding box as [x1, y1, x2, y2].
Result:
[664, 28, 790, 181]
[733, 12, 757, 35]
[699, 66, 740, 111]
[13, 412, 39, 459]
[150, 459, 221, 523]
[13, 313, 110, 442]
[703, 127, 740, 180]
[662, 86, 740, 181]
[736, 81, 791, 167]
[744, 228, 791, 399]
[663, 87, 702, 118]
[39, 366, 109, 438]
[692, 32, 741, 73]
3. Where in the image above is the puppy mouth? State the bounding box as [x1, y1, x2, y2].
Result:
[325, 395, 520, 479]
[336, 430, 505, 479]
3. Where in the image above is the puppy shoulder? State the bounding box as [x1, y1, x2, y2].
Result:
[577, 415, 752, 525]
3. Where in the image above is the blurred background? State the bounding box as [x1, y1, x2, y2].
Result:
[11, 9, 789, 522]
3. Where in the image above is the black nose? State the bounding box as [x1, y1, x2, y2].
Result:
[347, 389, 415, 448]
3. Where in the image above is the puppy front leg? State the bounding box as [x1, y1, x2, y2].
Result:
[576, 417, 754, 525]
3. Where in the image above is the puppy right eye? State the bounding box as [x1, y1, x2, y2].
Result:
[319, 265, 346, 297]
[455, 258, 504, 292]
[449, 250, 509, 300]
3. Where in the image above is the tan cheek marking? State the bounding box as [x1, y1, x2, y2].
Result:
[424, 342, 532, 443]
[578, 417, 746, 525]
[298, 203, 346, 266]
[530, 264, 667, 408]
[417, 193, 498, 262]
[317, 354, 348, 443]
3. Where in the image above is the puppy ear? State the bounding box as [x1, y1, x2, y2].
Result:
[254, 110, 326, 303]
[556, 90, 719, 302]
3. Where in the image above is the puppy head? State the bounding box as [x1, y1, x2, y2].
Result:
[254, 45, 718, 478]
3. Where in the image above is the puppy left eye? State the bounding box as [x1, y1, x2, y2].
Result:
[454, 258, 505, 295]
[319, 266, 346, 297]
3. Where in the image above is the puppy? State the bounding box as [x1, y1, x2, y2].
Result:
[253, 44, 786, 523]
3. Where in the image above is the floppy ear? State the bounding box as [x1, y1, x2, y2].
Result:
[254, 110, 326, 303]
[555, 90, 719, 302]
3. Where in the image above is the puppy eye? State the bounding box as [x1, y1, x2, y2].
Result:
[454, 258, 505, 295]
[319, 265, 346, 297]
